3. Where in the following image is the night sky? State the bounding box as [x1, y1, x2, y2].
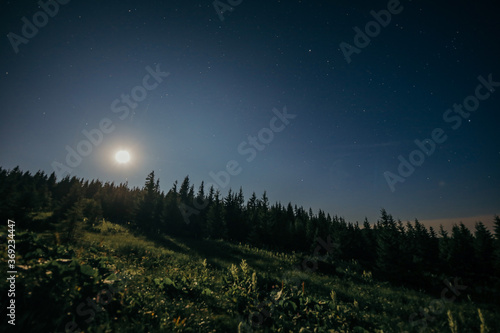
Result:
[1, 0, 499, 229]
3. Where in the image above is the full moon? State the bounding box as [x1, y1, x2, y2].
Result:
[115, 150, 130, 164]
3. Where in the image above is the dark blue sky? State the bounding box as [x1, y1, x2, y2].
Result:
[1, 0, 499, 228]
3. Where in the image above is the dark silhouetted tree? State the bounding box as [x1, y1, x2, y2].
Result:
[375, 209, 403, 280]
[135, 171, 161, 234]
[206, 190, 227, 239]
[473, 221, 494, 277]
[448, 223, 475, 276]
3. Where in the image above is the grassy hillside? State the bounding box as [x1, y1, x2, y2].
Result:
[1, 220, 499, 332]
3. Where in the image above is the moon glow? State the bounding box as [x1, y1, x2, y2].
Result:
[115, 150, 131, 164]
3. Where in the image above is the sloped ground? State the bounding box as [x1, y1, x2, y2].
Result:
[1, 220, 498, 332]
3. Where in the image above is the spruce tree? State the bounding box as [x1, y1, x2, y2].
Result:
[206, 190, 227, 239]
[492, 216, 500, 276]
[473, 221, 494, 277]
[375, 209, 402, 280]
[448, 223, 475, 276]
[135, 171, 161, 233]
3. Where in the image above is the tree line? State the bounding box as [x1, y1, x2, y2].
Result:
[1, 166, 499, 296]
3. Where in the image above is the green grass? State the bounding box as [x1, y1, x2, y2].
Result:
[1, 220, 499, 332]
